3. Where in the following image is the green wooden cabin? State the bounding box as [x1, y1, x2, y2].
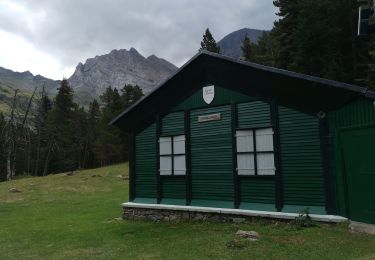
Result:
[111, 51, 375, 225]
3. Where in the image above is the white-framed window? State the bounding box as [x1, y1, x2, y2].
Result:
[236, 128, 275, 176]
[159, 135, 186, 176]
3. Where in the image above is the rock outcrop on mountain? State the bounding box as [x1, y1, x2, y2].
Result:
[68, 48, 177, 97]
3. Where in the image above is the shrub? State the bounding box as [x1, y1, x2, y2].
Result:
[290, 208, 315, 229]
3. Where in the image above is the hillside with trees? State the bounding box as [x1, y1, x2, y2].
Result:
[0, 79, 143, 180]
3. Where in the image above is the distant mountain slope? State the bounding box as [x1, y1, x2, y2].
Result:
[0, 66, 60, 95]
[218, 28, 266, 59]
[0, 82, 33, 115]
[68, 48, 178, 97]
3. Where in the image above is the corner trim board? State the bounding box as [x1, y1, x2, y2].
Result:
[319, 117, 337, 214]
[231, 103, 240, 208]
[156, 114, 162, 204]
[271, 101, 283, 212]
[184, 110, 192, 205]
[129, 132, 136, 201]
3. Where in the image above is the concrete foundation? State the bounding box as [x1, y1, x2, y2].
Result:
[350, 221, 375, 235]
[122, 202, 348, 223]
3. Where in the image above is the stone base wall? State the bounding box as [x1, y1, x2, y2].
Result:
[123, 207, 282, 223]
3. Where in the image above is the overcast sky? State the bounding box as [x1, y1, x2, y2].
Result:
[0, 0, 278, 80]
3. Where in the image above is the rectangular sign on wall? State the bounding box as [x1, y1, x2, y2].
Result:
[198, 113, 221, 123]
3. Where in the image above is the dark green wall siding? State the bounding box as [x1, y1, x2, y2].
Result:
[240, 178, 275, 204]
[160, 111, 186, 202]
[135, 123, 156, 201]
[329, 97, 375, 216]
[133, 85, 332, 213]
[339, 127, 375, 224]
[329, 98, 375, 128]
[161, 178, 186, 199]
[279, 106, 325, 208]
[190, 105, 234, 207]
[161, 111, 184, 136]
[173, 86, 253, 111]
[237, 101, 271, 128]
[237, 101, 275, 209]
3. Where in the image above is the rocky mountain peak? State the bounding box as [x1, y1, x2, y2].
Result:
[129, 47, 140, 55]
[68, 48, 177, 101]
[21, 70, 33, 76]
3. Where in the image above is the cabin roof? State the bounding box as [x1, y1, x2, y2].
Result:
[111, 50, 374, 131]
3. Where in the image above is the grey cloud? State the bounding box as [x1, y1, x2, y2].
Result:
[0, 0, 277, 77]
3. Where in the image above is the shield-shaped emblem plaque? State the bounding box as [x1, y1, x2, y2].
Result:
[203, 85, 215, 104]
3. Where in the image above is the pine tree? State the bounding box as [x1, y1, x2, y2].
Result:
[72, 106, 89, 169]
[85, 99, 101, 168]
[93, 85, 144, 166]
[93, 87, 126, 166]
[121, 84, 144, 109]
[88, 99, 101, 123]
[111, 88, 123, 115]
[47, 79, 78, 172]
[100, 86, 115, 106]
[241, 34, 253, 61]
[200, 28, 221, 53]
[34, 87, 52, 176]
[251, 31, 280, 67]
[262, 0, 359, 83]
[55, 79, 75, 118]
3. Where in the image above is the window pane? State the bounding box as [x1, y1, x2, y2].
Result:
[160, 156, 172, 175]
[159, 137, 172, 155]
[257, 153, 275, 175]
[237, 153, 255, 175]
[236, 130, 253, 152]
[174, 155, 186, 175]
[256, 128, 274, 152]
[173, 135, 185, 154]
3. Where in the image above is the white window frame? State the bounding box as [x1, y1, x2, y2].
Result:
[236, 127, 276, 176]
[159, 135, 186, 176]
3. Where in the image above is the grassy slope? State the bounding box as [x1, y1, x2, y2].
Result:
[0, 83, 32, 115]
[0, 82, 92, 114]
[0, 163, 374, 260]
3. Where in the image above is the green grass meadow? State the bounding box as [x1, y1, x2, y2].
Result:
[0, 163, 374, 259]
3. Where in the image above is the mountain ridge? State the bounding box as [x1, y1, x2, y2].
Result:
[0, 66, 60, 94]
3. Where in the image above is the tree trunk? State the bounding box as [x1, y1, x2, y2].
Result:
[6, 89, 18, 181]
[43, 139, 53, 176]
[34, 86, 47, 176]
[11, 86, 37, 179]
[27, 132, 31, 175]
[34, 125, 41, 176]
[6, 147, 12, 181]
